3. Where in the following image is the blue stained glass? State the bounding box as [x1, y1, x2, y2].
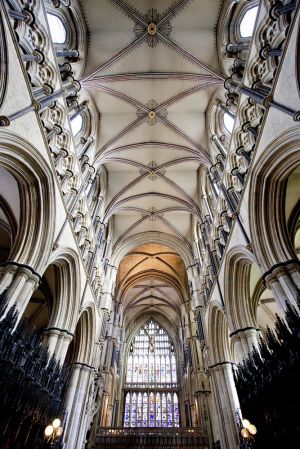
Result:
[174, 393, 180, 427]
[162, 393, 167, 427]
[124, 393, 130, 427]
[149, 392, 155, 427]
[142, 392, 148, 426]
[156, 393, 161, 426]
[137, 392, 142, 426]
[131, 393, 137, 427]
[167, 393, 173, 426]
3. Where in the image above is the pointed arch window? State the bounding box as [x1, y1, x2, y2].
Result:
[223, 112, 235, 133]
[46, 13, 67, 44]
[70, 114, 83, 137]
[126, 319, 177, 386]
[240, 6, 258, 38]
[123, 319, 180, 427]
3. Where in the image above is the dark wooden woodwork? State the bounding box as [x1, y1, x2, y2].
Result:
[0, 292, 68, 449]
[235, 297, 300, 448]
[92, 427, 209, 449]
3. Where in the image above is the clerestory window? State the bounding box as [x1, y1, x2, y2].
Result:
[46, 13, 67, 44]
[123, 319, 180, 427]
[223, 112, 235, 133]
[70, 114, 83, 137]
[240, 6, 258, 38]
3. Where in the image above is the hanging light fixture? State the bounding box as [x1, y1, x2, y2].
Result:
[240, 417, 257, 443]
[44, 418, 64, 444]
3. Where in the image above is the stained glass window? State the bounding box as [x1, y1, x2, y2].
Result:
[124, 393, 130, 427]
[167, 393, 173, 426]
[149, 392, 155, 427]
[125, 319, 177, 386]
[174, 393, 180, 427]
[137, 393, 142, 426]
[142, 392, 148, 426]
[131, 393, 137, 427]
[156, 392, 161, 426]
[123, 319, 180, 427]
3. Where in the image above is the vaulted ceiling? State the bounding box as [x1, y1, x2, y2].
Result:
[116, 243, 188, 324]
[80, 0, 225, 316]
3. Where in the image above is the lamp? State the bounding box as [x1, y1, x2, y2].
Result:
[44, 418, 63, 445]
[240, 417, 257, 445]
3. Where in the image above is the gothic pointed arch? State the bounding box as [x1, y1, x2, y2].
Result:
[112, 232, 194, 269]
[46, 247, 81, 334]
[122, 315, 181, 428]
[249, 127, 300, 271]
[0, 131, 56, 273]
[223, 246, 258, 332]
[207, 302, 231, 365]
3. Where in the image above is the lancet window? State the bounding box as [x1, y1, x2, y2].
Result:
[223, 111, 235, 134]
[123, 319, 180, 427]
[46, 13, 67, 44]
[239, 6, 258, 38]
[70, 113, 83, 137]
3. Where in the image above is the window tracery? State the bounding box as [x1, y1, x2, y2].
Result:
[123, 319, 180, 427]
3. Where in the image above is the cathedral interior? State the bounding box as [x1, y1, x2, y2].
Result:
[0, 0, 300, 448]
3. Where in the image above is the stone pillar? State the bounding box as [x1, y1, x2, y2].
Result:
[209, 362, 240, 449]
[100, 392, 110, 426]
[0, 264, 40, 322]
[194, 390, 213, 446]
[42, 328, 73, 362]
[230, 327, 260, 362]
[63, 363, 95, 449]
[264, 261, 300, 312]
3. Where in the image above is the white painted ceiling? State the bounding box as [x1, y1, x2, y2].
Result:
[80, 0, 224, 319]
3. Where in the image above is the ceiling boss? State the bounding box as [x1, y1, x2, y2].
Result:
[134, 8, 172, 47]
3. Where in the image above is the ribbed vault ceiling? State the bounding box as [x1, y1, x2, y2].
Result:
[80, 0, 224, 316]
[116, 243, 188, 323]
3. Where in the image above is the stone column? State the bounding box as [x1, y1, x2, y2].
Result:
[230, 328, 260, 362]
[0, 264, 40, 322]
[209, 362, 240, 449]
[100, 392, 110, 426]
[63, 363, 95, 449]
[264, 261, 300, 312]
[194, 389, 213, 446]
[42, 328, 73, 362]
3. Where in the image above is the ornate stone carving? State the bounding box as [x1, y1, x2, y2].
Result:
[134, 8, 171, 47]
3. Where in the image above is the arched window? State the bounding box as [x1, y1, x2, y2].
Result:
[70, 114, 83, 137]
[223, 112, 235, 133]
[123, 319, 180, 427]
[240, 6, 258, 38]
[46, 13, 67, 44]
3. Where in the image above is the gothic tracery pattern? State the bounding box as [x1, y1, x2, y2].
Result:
[123, 320, 179, 427]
